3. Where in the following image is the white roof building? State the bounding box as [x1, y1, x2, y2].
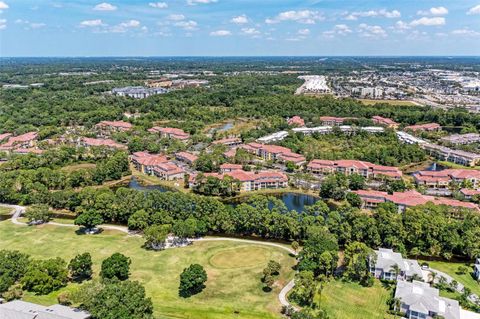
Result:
[0, 300, 90, 319]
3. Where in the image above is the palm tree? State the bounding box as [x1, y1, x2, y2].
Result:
[390, 263, 401, 281]
[392, 297, 401, 319]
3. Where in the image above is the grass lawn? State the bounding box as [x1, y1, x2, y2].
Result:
[357, 99, 419, 106]
[316, 280, 393, 319]
[0, 220, 296, 319]
[0, 206, 13, 219]
[421, 260, 480, 297]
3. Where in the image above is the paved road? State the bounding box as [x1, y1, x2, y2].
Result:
[2, 204, 300, 310]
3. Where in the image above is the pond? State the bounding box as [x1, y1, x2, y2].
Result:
[225, 192, 319, 213]
[123, 178, 319, 213]
[127, 177, 173, 193]
[426, 162, 447, 171]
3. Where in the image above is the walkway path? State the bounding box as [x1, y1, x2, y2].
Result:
[2, 204, 299, 310]
[429, 267, 480, 304]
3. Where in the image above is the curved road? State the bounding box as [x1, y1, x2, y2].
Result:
[2, 203, 299, 310]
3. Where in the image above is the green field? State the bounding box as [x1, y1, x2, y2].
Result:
[358, 99, 419, 106]
[316, 280, 392, 319]
[0, 220, 296, 319]
[0, 206, 13, 218]
[421, 260, 480, 297]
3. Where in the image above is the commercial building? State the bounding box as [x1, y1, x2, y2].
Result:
[296, 75, 332, 95]
[307, 159, 402, 180]
[111, 86, 168, 99]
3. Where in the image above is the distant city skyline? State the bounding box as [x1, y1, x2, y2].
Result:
[0, 0, 480, 56]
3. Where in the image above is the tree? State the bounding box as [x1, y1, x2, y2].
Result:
[290, 271, 316, 306]
[291, 241, 299, 254]
[0, 250, 30, 293]
[25, 204, 51, 224]
[100, 253, 131, 281]
[285, 161, 296, 173]
[266, 260, 281, 275]
[172, 218, 197, 240]
[74, 211, 103, 231]
[179, 264, 207, 297]
[74, 280, 153, 319]
[21, 257, 68, 295]
[263, 274, 275, 291]
[128, 209, 150, 231]
[68, 253, 93, 282]
[343, 241, 373, 285]
[144, 224, 170, 250]
[348, 173, 365, 191]
[457, 265, 469, 275]
[346, 192, 362, 208]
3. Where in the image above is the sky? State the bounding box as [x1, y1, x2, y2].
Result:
[0, 0, 480, 56]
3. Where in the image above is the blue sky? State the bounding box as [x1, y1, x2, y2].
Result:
[0, 0, 480, 56]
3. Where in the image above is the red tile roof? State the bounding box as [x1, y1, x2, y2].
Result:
[220, 163, 243, 170]
[131, 152, 169, 166]
[82, 137, 127, 150]
[288, 116, 305, 127]
[148, 127, 190, 140]
[175, 151, 198, 163]
[372, 116, 398, 126]
[0, 132, 38, 148]
[153, 163, 184, 175]
[96, 120, 132, 130]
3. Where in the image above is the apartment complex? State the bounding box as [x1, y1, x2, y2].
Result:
[372, 116, 399, 129]
[212, 137, 242, 148]
[413, 169, 480, 189]
[242, 143, 306, 165]
[369, 248, 423, 281]
[404, 123, 441, 132]
[307, 159, 402, 179]
[95, 120, 133, 136]
[423, 143, 480, 167]
[130, 152, 184, 180]
[175, 151, 198, 165]
[353, 189, 478, 212]
[148, 127, 190, 141]
[287, 116, 305, 127]
[79, 137, 127, 150]
[0, 131, 38, 151]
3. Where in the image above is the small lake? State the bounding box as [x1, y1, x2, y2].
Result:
[225, 192, 319, 213]
[124, 178, 319, 213]
[426, 162, 447, 171]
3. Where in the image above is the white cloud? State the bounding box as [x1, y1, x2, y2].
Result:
[0, 1, 9, 10]
[174, 20, 198, 30]
[231, 14, 248, 24]
[210, 29, 231, 36]
[0, 19, 6, 30]
[297, 28, 310, 35]
[29, 22, 46, 29]
[358, 23, 387, 38]
[80, 19, 104, 27]
[109, 20, 141, 33]
[93, 2, 117, 11]
[187, 0, 217, 5]
[323, 24, 352, 38]
[467, 5, 480, 15]
[410, 17, 445, 27]
[451, 28, 480, 36]
[417, 6, 448, 16]
[241, 27, 260, 35]
[168, 14, 185, 21]
[345, 9, 400, 20]
[266, 10, 324, 24]
[149, 2, 168, 9]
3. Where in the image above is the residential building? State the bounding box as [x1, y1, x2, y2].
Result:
[404, 123, 441, 132]
[148, 127, 190, 141]
[257, 131, 289, 143]
[354, 189, 478, 212]
[441, 133, 480, 145]
[413, 169, 480, 189]
[460, 188, 480, 200]
[307, 159, 402, 180]
[395, 280, 460, 319]
[474, 259, 480, 280]
[0, 131, 38, 150]
[292, 125, 384, 136]
[397, 131, 427, 145]
[79, 137, 127, 150]
[372, 116, 399, 129]
[287, 116, 305, 127]
[95, 120, 132, 136]
[242, 143, 305, 165]
[0, 300, 90, 319]
[220, 163, 243, 172]
[211, 137, 242, 148]
[175, 151, 198, 165]
[369, 248, 423, 281]
[131, 152, 169, 175]
[319, 116, 346, 126]
[191, 170, 288, 192]
[423, 143, 480, 167]
[0, 133, 12, 143]
[152, 163, 185, 180]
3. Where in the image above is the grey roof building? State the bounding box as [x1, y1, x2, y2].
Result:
[0, 300, 90, 319]
[395, 281, 460, 319]
[370, 248, 423, 281]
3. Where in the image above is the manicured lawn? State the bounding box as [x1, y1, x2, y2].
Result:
[421, 260, 480, 296]
[316, 280, 392, 319]
[0, 220, 295, 319]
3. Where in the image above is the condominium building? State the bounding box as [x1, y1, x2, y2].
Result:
[413, 169, 480, 189]
[148, 127, 190, 141]
[404, 123, 441, 132]
[307, 159, 402, 180]
[211, 137, 242, 148]
[131, 152, 169, 175]
[372, 116, 399, 129]
[95, 120, 132, 136]
[242, 143, 306, 165]
[79, 137, 127, 150]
